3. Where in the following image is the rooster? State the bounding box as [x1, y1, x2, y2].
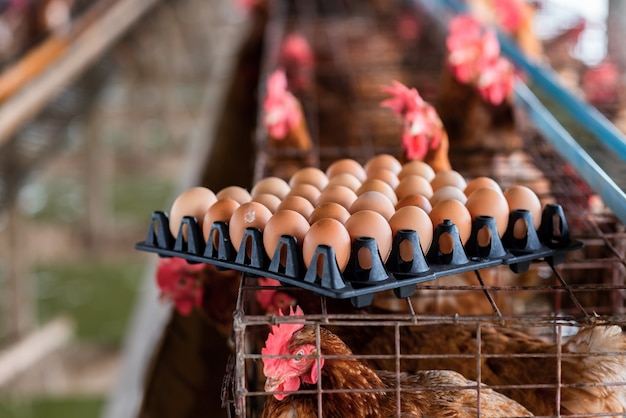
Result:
[339, 322, 626, 417]
[260, 306, 534, 417]
[380, 80, 451, 172]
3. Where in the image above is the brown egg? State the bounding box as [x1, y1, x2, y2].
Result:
[325, 158, 367, 182]
[366, 168, 400, 189]
[430, 170, 467, 192]
[309, 202, 351, 224]
[398, 160, 435, 182]
[251, 177, 291, 199]
[228, 201, 273, 252]
[276, 195, 315, 219]
[216, 186, 252, 204]
[289, 167, 329, 190]
[169, 187, 217, 239]
[302, 218, 352, 272]
[395, 194, 432, 214]
[202, 198, 240, 247]
[317, 184, 358, 209]
[356, 179, 398, 205]
[345, 210, 393, 266]
[465, 187, 510, 236]
[326, 172, 362, 192]
[251, 193, 282, 213]
[364, 154, 402, 175]
[429, 199, 472, 244]
[430, 185, 468, 207]
[395, 175, 434, 200]
[389, 206, 434, 255]
[503, 185, 542, 229]
[463, 176, 502, 197]
[286, 183, 321, 205]
[350, 191, 396, 220]
[263, 209, 310, 259]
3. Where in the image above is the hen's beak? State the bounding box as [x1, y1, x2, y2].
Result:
[264, 376, 283, 392]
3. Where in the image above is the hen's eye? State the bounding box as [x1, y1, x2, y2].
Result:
[293, 349, 305, 362]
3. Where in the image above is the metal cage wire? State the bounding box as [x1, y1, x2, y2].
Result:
[224, 0, 626, 416]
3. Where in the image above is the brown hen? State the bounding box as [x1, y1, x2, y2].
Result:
[340, 322, 626, 417]
[260, 306, 534, 417]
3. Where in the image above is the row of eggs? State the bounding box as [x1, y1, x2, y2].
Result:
[168, 154, 542, 272]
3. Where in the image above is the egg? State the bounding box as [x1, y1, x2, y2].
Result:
[251, 193, 282, 213]
[309, 202, 351, 224]
[263, 209, 310, 261]
[302, 218, 352, 272]
[228, 201, 273, 252]
[356, 179, 398, 205]
[286, 183, 321, 205]
[503, 185, 542, 229]
[216, 186, 252, 204]
[398, 160, 435, 182]
[202, 198, 240, 248]
[326, 172, 362, 192]
[169, 186, 217, 239]
[366, 168, 400, 189]
[430, 185, 468, 207]
[350, 191, 396, 220]
[429, 199, 472, 244]
[430, 170, 467, 192]
[395, 175, 434, 200]
[325, 158, 367, 182]
[345, 210, 393, 265]
[395, 194, 432, 214]
[463, 176, 502, 197]
[389, 206, 433, 256]
[250, 177, 291, 199]
[276, 195, 315, 219]
[289, 167, 329, 190]
[317, 184, 358, 209]
[465, 187, 510, 236]
[364, 154, 402, 175]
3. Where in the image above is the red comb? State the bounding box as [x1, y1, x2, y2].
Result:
[261, 306, 306, 372]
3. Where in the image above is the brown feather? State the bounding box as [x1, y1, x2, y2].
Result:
[335, 323, 626, 416]
[261, 325, 534, 417]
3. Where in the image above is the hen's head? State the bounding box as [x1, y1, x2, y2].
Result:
[278, 33, 314, 91]
[582, 59, 621, 105]
[156, 257, 205, 316]
[263, 69, 302, 139]
[256, 277, 297, 315]
[261, 305, 323, 400]
[493, 0, 525, 34]
[381, 81, 445, 160]
[446, 14, 514, 105]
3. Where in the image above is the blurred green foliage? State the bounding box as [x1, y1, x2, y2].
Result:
[34, 261, 145, 345]
[0, 396, 103, 418]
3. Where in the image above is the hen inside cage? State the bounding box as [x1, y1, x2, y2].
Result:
[221, 0, 626, 417]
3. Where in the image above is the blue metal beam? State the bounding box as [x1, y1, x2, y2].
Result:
[416, 0, 626, 223]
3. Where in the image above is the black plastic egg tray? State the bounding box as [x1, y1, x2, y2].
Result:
[136, 203, 582, 307]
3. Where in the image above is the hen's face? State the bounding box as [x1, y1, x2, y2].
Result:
[263, 343, 319, 400]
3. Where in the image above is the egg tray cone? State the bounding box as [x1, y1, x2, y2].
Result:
[135, 203, 583, 308]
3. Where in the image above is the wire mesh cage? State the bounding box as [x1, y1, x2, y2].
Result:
[212, 0, 626, 416]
